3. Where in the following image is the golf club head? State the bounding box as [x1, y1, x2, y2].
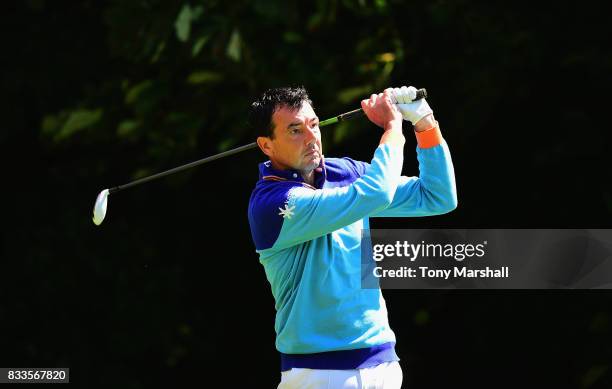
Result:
[92, 189, 109, 226]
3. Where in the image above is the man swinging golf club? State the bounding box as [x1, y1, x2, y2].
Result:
[247, 85, 457, 388]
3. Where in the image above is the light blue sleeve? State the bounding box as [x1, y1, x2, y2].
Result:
[373, 140, 457, 217]
[271, 144, 403, 250]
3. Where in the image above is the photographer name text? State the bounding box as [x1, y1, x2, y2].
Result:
[373, 266, 509, 279]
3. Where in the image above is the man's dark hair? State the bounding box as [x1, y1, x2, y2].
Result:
[248, 86, 312, 139]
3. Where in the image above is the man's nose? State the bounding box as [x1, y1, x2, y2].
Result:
[304, 125, 318, 145]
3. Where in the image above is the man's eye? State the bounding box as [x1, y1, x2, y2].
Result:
[290, 128, 300, 134]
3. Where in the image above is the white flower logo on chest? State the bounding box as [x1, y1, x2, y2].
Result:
[278, 203, 296, 219]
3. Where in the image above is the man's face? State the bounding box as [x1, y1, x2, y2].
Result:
[260, 101, 322, 173]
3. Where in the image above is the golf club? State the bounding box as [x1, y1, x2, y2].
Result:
[92, 88, 427, 225]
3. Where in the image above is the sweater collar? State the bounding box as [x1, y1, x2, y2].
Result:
[258, 157, 327, 189]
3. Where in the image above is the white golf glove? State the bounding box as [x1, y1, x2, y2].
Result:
[392, 86, 433, 125]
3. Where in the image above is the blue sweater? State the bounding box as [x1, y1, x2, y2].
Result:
[248, 138, 457, 370]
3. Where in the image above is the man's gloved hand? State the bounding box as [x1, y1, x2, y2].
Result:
[392, 86, 433, 125]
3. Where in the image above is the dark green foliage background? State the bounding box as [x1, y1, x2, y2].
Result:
[2, 1, 611, 387]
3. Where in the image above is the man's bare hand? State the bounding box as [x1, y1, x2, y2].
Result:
[361, 89, 403, 130]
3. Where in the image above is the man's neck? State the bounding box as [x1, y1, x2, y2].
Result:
[301, 170, 315, 186]
[269, 160, 316, 186]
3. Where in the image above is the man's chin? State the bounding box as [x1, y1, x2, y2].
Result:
[303, 156, 321, 170]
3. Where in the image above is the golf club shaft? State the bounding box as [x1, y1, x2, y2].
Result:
[109, 142, 258, 194]
[109, 88, 427, 194]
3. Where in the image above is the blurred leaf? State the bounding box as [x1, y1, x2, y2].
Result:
[191, 5, 204, 20]
[370, 64, 395, 92]
[581, 364, 608, 388]
[174, 4, 193, 42]
[117, 120, 141, 138]
[357, 62, 377, 74]
[377, 52, 395, 63]
[174, 5, 204, 43]
[55, 108, 103, 140]
[226, 29, 241, 62]
[337, 85, 372, 104]
[41, 114, 61, 134]
[307, 13, 323, 30]
[150, 40, 166, 63]
[165, 112, 191, 123]
[124, 80, 153, 105]
[283, 31, 302, 43]
[186, 71, 223, 84]
[332, 121, 350, 144]
[374, 0, 387, 10]
[218, 137, 237, 152]
[191, 35, 209, 57]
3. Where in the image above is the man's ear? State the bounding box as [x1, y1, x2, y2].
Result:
[257, 136, 274, 158]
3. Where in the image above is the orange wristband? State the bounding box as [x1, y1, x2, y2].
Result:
[415, 124, 443, 148]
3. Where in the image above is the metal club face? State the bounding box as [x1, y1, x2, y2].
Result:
[92, 189, 109, 226]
